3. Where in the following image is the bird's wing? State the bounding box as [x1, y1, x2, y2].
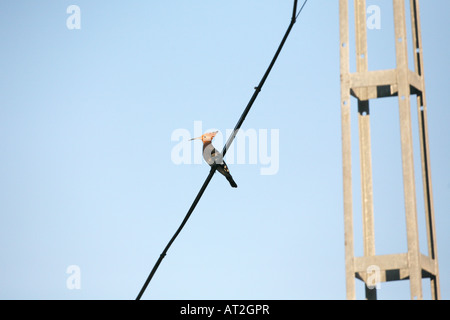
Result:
[210, 148, 224, 165]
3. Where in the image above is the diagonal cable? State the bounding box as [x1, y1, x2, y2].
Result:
[136, 0, 308, 300]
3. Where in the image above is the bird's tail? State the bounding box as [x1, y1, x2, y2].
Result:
[216, 163, 238, 188]
[226, 175, 238, 188]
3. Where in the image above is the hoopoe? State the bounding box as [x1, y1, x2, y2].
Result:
[190, 131, 237, 188]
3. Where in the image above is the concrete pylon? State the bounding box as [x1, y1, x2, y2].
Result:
[339, 0, 440, 300]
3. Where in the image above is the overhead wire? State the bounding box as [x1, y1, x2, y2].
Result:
[136, 0, 308, 300]
[296, 0, 308, 20]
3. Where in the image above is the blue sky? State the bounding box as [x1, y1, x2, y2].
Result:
[0, 0, 449, 300]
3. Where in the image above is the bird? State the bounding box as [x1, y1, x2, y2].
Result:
[190, 131, 238, 188]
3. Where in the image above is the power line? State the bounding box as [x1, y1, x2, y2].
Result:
[136, 0, 308, 300]
[296, 0, 308, 20]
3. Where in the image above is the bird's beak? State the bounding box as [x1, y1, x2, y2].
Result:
[189, 136, 202, 141]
